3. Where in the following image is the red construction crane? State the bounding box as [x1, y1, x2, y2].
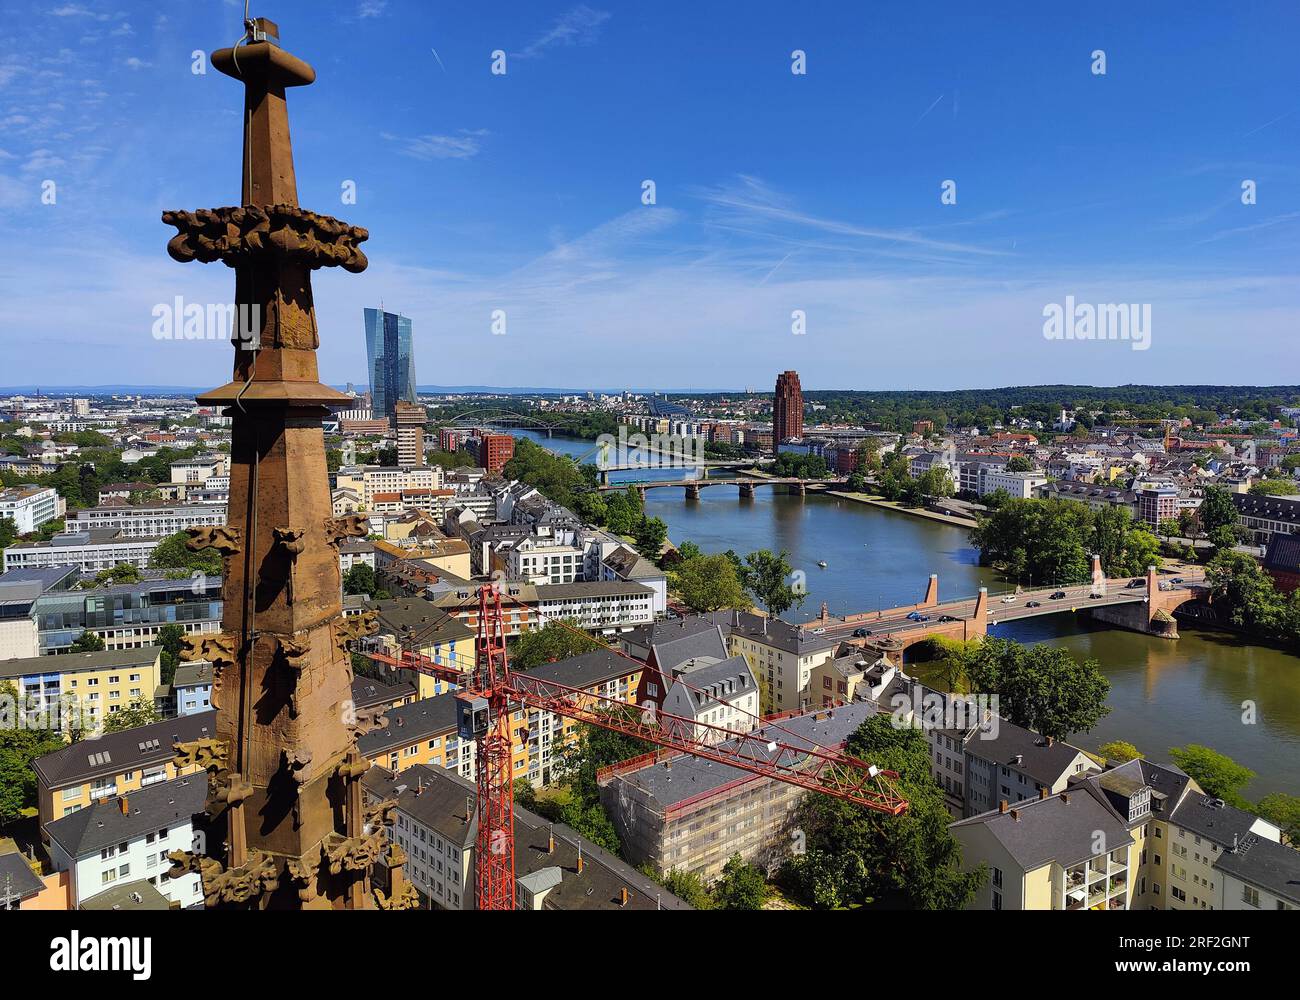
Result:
[361, 585, 908, 910]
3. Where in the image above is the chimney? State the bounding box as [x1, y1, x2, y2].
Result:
[118, 796, 129, 816]
[465, 796, 473, 819]
[1039, 787, 1049, 800]
[998, 800, 1009, 814]
[547, 824, 555, 855]
[1060, 791, 1070, 804]
[576, 846, 585, 875]
[1010, 808, 1020, 821]
[619, 886, 629, 907]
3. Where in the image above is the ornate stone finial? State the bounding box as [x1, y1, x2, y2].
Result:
[162, 205, 369, 273]
[186, 524, 242, 557]
[173, 737, 230, 774]
[333, 611, 379, 654]
[325, 513, 370, 546]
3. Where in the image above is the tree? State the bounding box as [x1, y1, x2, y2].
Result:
[510, 620, 603, 671]
[603, 487, 644, 536]
[69, 629, 105, 653]
[713, 853, 768, 910]
[549, 715, 653, 855]
[1249, 478, 1297, 496]
[1168, 744, 1254, 809]
[0, 682, 66, 824]
[672, 553, 747, 613]
[782, 716, 982, 909]
[1006, 455, 1034, 473]
[742, 549, 805, 618]
[1098, 740, 1144, 764]
[1199, 485, 1237, 533]
[1157, 518, 1182, 544]
[102, 699, 163, 734]
[657, 868, 715, 909]
[632, 516, 668, 560]
[342, 563, 378, 597]
[149, 531, 222, 575]
[963, 638, 1110, 742]
[1256, 793, 1300, 845]
[157, 623, 186, 687]
[91, 562, 141, 587]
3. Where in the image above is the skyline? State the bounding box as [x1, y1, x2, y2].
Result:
[2, 1, 1299, 389]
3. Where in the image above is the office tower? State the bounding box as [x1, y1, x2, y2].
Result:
[394, 400, 426, 468]
[363, 306, 417, 422]
[773, 370, 804, 444]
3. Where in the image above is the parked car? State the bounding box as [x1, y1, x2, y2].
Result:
[1050, 591, 1067, 599]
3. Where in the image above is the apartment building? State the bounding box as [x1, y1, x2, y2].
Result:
[951, 758, 1291, 911]
[45, 774, 206, 909]
[599, 545, 668, 617]
[169, 456, 226, 484]
[726, 611, 837, 713]
[507, 531, 587, 585]
[363, 597, 476, 698]
[32, 709, 214, 841]
[1, 646, 162, 736]
[961, 724, 1098, 818]
[600, 701, 878, 881]
[171, 662, 213, 716]
[363, 763, 690, 910]
[534, 580, 655, 634]
[3, 528, 162, 574]
[1033, 479, 1138, 516]
[356, 649, 643, 788]
[68, 502, 227, 539]
[335, 465, 443, 506]
[659, 654, 759, 744]
[0, 485, 65, 533]
[979, 470, 1049, 499]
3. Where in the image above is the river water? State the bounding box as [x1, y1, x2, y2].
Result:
[509, 429, 1300, 796]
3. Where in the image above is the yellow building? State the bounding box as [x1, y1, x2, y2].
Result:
[1, 646, 162, 737]
[365, 597, 476, 700]
[32, 707, 214, 842]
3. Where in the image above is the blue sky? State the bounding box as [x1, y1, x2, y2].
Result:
[2, 0, 1298, 391]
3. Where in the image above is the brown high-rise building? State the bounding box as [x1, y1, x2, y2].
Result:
[394, 401, 426, 468]
[159, 18, 413, 910]
[476, 432, 515, 476]
[773, 370, 804, 445]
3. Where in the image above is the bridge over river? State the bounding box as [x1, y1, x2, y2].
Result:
[791, 562, 1208, 652]
[599, 475, 848, 498]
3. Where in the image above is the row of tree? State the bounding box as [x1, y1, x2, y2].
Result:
[970, 496, 1162, 584]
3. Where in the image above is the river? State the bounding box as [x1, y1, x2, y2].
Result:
[508, 428, 1300, 797]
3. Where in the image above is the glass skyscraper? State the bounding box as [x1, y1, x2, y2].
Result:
[363, 307, 418, 421]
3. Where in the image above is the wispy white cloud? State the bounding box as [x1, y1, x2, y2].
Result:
[380, 130, 487, 160]
[517, 6, 611, 59]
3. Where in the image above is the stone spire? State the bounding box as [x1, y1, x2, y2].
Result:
[161, 18, 413, 910]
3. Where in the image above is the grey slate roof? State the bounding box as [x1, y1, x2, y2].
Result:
[612, 701, 878, 808]
[1170, 792, 1265, 848]
[45, 774, 206, 860]
[351, 675, 416, 710]
[964, 720, 1091, 787]
[363, 762, 475, 848]
[81, 878, 172, 910]
[649, 624, 729, 674]
[172, 662, 213, 689]
[33, 710, 216, 790]
[524, 648, 641, 690]
[1213, 834, 1300, 904]
[0, 851, 45, 902]
[669, 654, 756, 715]
[0, 645, 160, 681]
[357, 694, 459, 756]
[950, 789, 1133, 871]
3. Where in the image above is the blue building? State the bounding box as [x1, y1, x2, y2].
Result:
[363, 307, 418, 422]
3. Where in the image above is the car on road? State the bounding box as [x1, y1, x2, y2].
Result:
[938, 614, 959, 622]
[1171, 577, 1184, 584]
[1089, 592, 1104, 599]
[1001, 595, 1017, 603]
[906, 611, 924, 621]
[1126, 578, 1146, 589]
[1050, 591, 1067, 600]
[811, 627, 826, 634]
[852, 627, 872, 637]
[1026, 600, 1041, 608]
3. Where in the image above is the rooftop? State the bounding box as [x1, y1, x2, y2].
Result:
[33, 709, 215, 789]
[46, 774, 207, 860]
[0, 645, 160, 681]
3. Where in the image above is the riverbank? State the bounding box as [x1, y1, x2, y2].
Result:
[828, 490, 980, 528]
